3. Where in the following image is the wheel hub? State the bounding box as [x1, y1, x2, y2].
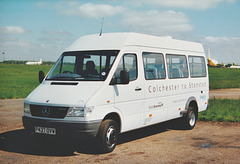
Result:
[106, 126, 117, 148]
[189, 110, 196, 127]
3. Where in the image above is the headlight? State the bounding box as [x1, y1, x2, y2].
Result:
[67, 106, 94, 117]
[24, 103, 31, 114]
[67, 107, 84, 117]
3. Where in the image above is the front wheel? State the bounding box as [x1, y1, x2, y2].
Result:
[96, 119, 119, 153]
[183, 107, 197, 130]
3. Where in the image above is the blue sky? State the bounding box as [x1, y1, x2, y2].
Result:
[0, 0, 240, 63]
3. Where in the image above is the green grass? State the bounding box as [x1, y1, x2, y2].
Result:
[199, 99, 240, 122]
[0, 64, 240, 99]
[0, 64, 52, 99]
[208, 67, 240, 89]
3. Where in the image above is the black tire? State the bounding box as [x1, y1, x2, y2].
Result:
[96, 119, 119, 153]
[183, 107, 197, 130]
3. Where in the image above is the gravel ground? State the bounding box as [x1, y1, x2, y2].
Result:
[0, 89, 239, 163]
[209, 88, 240, 99]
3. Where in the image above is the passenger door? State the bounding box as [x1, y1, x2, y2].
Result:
[112, 53, 144, 131]
[142, 52, 168, 126]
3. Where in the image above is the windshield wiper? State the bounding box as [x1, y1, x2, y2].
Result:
[52, 76, 74, 80]
[72, 76, 84, 80]
[50, 73, 83, 80]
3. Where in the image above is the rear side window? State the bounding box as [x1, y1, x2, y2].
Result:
[189, 56, 206, 77]
[167, 54, 188, 78]
[143, 52, 166, 80]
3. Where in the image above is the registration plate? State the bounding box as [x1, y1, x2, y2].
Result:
[35, 126, 56, 135]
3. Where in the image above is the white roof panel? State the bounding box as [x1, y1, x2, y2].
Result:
[66, 32, 204, 53]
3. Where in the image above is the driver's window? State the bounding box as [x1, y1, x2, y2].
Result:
[115, 54, 137, 83]
[61, 56, 76, 73]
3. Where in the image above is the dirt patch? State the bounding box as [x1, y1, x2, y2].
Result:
[209, 88, 240, 99]
[0, 99, 24, 128]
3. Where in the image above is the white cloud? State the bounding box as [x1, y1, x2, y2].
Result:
[203, 36, 237, 43]
[201, 36, 240, 63]
[57, 2, 124, 18]
[0, 38, 63, 61]
[37, 2, 51, 8]
[121, 10, 193, 35]
[0, 26, 25, 34]
[129, 0, 235, 9]
[1, 39, 30, 48]
[55, 2, 193, 35]
[0, 29, 74, 61]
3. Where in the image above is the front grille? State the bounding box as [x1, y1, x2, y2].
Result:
[30, 105, 69, 119]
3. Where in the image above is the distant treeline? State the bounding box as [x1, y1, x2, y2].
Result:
[1, 60, 55, 65]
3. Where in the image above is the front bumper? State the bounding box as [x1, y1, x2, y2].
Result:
[22, 116, 102, 139]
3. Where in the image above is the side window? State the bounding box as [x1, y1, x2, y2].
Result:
[143, 52, 166, 80]
[189, 56, 206, 77]
[115, 54, 137, 83]
[166, 54, 188, 78]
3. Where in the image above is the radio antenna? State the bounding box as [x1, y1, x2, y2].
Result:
[99, 17, 104, 36]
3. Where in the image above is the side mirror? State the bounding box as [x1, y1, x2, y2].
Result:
[109, 70, 130, 85]
[120, 70, 129, 84]
[39, 71, 45, 83]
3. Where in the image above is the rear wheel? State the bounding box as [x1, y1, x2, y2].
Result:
[97, 119, 118, 153]
[183, 107, 197, 129]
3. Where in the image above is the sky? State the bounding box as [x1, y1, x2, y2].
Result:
[0, 0, 240, 64]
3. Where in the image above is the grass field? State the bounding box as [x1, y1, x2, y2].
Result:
[1, 64, 240, 98]
[208, 67, 240, 89]
[199, 99, 240, 122]
[0, 64, 52, 99]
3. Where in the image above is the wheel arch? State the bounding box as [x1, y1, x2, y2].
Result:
[103, 112, 122, 133]
[185, 97, 199, 119]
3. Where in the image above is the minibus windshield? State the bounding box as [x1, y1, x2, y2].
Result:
[46, 50, 119, 81]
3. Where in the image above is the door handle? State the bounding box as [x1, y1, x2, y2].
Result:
[135, 87, 142, 91]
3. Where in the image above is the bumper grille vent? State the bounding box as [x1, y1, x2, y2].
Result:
[30, 105, 69, 119]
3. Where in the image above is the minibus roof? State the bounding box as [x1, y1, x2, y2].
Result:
[66, 32, 204, 53]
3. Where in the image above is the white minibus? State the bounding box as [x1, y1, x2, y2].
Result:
[23, 33, 209, 153]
